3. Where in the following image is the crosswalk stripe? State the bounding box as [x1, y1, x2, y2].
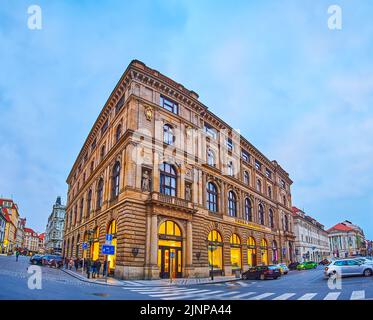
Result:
[236, 281, 249, 287]
[129, 287, 171, 291]
[273, 293, 296, 300]
[324, 292, 341, 300]
[249, 293, 275, 300]
[298, 293, 317, 300]
[227, 292, 256, 300]
[162, 290, 224, 300]
[351, 290, 365, 300]
[148, 289, 209, 297]
[137, 288, 199, 295]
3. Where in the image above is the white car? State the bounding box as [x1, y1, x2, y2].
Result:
[324, 259, 373, 278]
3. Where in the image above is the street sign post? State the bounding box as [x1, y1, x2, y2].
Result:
[81, 242, 88, 275]
[105, 234, 113, 244]
[102, 244, 115, 283]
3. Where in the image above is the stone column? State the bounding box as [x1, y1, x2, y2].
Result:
[185, 221, 193, 277]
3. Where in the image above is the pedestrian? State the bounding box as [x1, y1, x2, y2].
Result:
[65, 258, 69, 269]
[86, 258, 92, 279]
[95, 259, 102, 278]
[69, 258, 74, 270]
[103, 260, 108, 277]
[91, 260, 97, 278]
[74, 258, 79, 271]
[15, 250, 20, 262]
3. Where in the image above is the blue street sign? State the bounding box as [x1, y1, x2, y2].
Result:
[106, 234, 113, 242]
[170, 251, 175, 258]
[82, 242, 88, 250]
[102, 244, 115, 255]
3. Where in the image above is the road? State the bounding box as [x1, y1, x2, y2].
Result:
[0, 255, 371, 300]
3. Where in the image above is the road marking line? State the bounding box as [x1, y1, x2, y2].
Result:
[227, 292, 256, 300]
[351, 290, 365, 300]
[249, 293, 275, 300]
[195, 291, 241, 300]
[162, 290, 223, 300]
[236, 281, 249, 287]
[149, 289, 209, 298]
[324, 292, 341, 300]
[136, 288, 198, 295]
[130, 287, 179, 292]
[273, 293, 296, 300]
[298, 293, 317, 300]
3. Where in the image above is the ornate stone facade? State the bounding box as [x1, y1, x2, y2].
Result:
[63, 60, 295, 279]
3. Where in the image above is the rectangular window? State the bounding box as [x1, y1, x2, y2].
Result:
[242, 150, 250, 162]
[265, 168, 272, 179]
[160, 95, 178, 114]
[91, 138, 97, 151]
[255, 160, 262, 171]
[101, 119, 108, 135]
[204, 123, 217, 139]
[115, 95, 125, 115]
[280, 179, 286, 189]
[227, 138, 233, 152]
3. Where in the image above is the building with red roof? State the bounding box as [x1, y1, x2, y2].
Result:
[24, 227, 40, 254]
[328, 220, 365, 258]
[0, 198, 20, 254]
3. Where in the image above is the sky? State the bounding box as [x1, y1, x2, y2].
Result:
[0, 0, 372, 237]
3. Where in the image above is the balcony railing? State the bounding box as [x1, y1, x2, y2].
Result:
[147, 192, 196, 213]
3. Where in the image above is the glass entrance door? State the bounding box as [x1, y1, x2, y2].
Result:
[159, 246, 182, 279]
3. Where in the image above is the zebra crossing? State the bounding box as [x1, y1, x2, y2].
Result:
[126, 286, 368, 300]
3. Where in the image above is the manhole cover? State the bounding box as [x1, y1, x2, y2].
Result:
[92, 293, 110, 297]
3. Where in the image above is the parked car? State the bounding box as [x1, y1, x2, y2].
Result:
[297, 261, 318, 270]
[30, 254, 44, 265]
[242, 265, 281, 280]
[324, 259, 373, 278]
[288, 262, 300, 270]
[42, 255, 64, 268]
[276, 263, 289, 275]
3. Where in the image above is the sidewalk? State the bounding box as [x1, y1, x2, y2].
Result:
[61, 268, 239, 287]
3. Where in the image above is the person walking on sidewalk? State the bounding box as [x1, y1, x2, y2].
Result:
[74, 258, 80, 271]
[86, 258, 92, 279]
[95, 259, 102, 278]
[15, 250, 20, 262]
[103, 260, 108, 277]
[69, 258, 74, 270]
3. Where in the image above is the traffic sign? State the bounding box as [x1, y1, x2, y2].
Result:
[102, 244, 115, 255]
[105, 234, 113, 244]
[82, 242, 88, 250]
[170, 251, 175, 258]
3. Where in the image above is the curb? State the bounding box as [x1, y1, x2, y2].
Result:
[60, 268, 242, 287]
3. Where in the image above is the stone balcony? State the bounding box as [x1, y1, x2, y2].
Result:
[146, 192, 197, 214]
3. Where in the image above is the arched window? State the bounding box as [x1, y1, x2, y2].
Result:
[227, 161, 234, 176]
[258, 204, 264, 225]
[159, 220, 181, 237]
[230, 234, 242, 270]
[163, 124, 174, 145]
[260, 239, 269, 265]
[228, 191, 237, 217]
[244, 171, 250, 185]
[208, 230, 223, 272]
[107, 220, 117, 271]
[269, 209, 274, 228]
[86, 189, 92, 217]
[268, 186, 272, 198]
[245, 198, 252, 221]
[112, 161, 121, 199]
[247, 237, 257, 267]
[207, 149, 216, 167]
[115, 124, 122, 143]
[256, 179, 262, 192]
[96, 178, 104, 209]
[91, 227, 100, 260]
[206, 182, 218, 212]
[160, 163, 177, 196]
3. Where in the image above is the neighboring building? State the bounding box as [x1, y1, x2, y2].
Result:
[0, 199, 20, 254]
[16, 217, 26, 250]
[38, 233, 46, 254]
[328, 220, 365, 258]
[0, 209, 6, 252]
[45, 197, 66, 254]
[63, 60, 295, 280]
[24, 228, 39, 254]
[292, 207, 330, 262]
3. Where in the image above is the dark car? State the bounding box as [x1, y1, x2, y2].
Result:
[288, 262, 300, 270]
[42, 255, 63, 268]
[30, 254, 44, 265]
[242, 265, 281, 280]
[319, 259, 331, 265]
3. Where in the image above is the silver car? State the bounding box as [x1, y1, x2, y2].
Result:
[324, 258, 373, 278]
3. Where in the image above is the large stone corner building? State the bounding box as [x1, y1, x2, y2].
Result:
[63, 60, 295, 279]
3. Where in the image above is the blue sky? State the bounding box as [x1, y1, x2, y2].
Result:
[0, 0, 372, 237]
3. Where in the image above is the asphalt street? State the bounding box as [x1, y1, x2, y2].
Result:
[0, 255, 371, 300]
